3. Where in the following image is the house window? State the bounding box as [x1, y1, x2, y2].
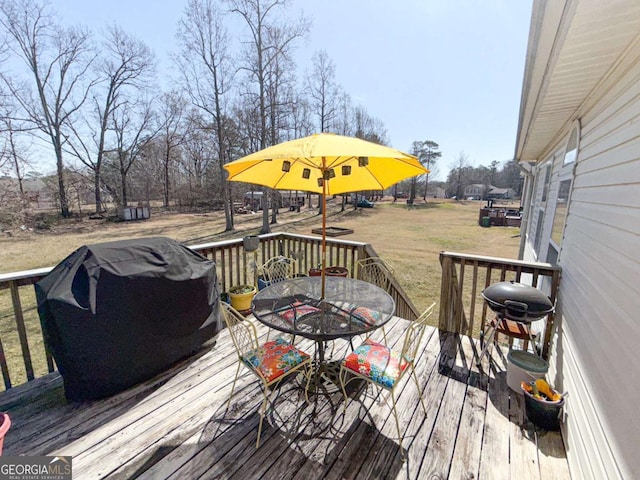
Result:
[564, 125, 579, 165]
[541, 164, 552, 203]
[551, 179, 572, 247]
[534, 211, 545, 254]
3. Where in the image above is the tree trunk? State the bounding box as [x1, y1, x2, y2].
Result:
[120, 166, 128, 207]
[54, 143, 70, 218]
[163, 150, 170, 208]
[94, 167, 101, 213]
[260, 188, 270, 234]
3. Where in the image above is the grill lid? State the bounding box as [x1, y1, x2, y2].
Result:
[482, 281, 554, 321]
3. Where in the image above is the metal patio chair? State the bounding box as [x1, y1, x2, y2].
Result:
[221, 303, 312, 448]
[261, 256, 297, 285]
[355, 256, 396, 344]
[339, 302, 436, 459]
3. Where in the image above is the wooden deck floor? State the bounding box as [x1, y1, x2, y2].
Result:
[0, 317, 570, 479]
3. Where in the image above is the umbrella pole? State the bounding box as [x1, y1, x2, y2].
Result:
[321, 157, 327, 299]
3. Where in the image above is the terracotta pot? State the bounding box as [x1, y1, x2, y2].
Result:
[308, 266, 348, 277]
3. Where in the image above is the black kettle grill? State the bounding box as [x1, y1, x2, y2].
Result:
[482, 281, 554, 323]
[476, 281, 554, 367]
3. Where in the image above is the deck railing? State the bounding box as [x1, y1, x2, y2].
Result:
[438, 251, 561, 359]
[0, 233, 418, 390]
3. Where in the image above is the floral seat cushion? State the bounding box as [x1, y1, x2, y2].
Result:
[349, 306, 384, 326]
[342, 339, 409, 389]
[276, 301, 321, 323]
[241, 337, 310, 382]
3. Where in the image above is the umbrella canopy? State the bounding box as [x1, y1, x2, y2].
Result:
[223, 133, 429, 298]
[223, 133, 427, 195]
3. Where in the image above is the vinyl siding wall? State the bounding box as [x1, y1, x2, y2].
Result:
[523, 56, 640, 480]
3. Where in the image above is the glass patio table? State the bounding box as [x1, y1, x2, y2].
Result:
[251, 276, 395, 394]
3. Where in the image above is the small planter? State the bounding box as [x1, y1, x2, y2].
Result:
[228, 284, 257, 311]
[521, 380, 565, 431]
[308, 266, 349, 277]
[243, 235, 260, 252]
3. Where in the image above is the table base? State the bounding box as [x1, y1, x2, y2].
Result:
[301, 360, 342, 396]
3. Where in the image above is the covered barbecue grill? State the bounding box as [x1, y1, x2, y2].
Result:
[35, 237, 220, 401]
[476, 281, 554, 366]
[482, 281, 554, 322]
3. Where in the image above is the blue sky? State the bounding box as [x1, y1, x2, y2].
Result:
[52, 0, 533, 180]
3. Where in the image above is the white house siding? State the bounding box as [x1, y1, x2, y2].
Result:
[523, 57, 640, 480]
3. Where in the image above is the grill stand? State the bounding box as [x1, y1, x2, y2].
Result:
[476, 314, 541, 367]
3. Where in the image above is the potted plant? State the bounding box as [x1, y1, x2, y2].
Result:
[228, 284, 257, 311]
[309, 266, 349, 277]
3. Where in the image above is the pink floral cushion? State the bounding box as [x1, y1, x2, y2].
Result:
[342, 339, 408, 389]
[349, 306, 383, 326]
[242, 337, 310, 382]
[276, 301, 321, 322]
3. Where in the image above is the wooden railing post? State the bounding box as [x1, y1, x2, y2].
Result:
[439, 254, 453, 331]
[10, 282, 34, 381]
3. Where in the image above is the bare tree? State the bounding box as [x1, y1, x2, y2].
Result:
[156, 91, 188, 208]
[105, 99, 157, 207]
[181, 112, 215, 202]
[447, 151, 471, 200]
[352, 105, 388, 144]
[263, 23, 300, 224]
[67, 24, 156, 214]
[228, 0, 309, 233]
[288, 90, 313, 139]
[176, 0, 235, 230]
[306, 50, 340, 133]
[0, 112, 32, 197]
[0, 0, 95, 217]
[334, 90, 353, 136]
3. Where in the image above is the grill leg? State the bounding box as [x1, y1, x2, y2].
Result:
[476, 319, 498, 367]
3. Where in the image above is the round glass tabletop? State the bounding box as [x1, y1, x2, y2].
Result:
[251, 276, 396, 341]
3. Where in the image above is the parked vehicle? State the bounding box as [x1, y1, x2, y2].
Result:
[357, 199, 374, 208]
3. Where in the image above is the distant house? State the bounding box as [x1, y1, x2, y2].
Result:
[427, 186, 446, 199]
[0, 176, 55, 210]
[486, 186, 515, 200]
[515, 2, 640, 478]
[463, 183, 486, 199]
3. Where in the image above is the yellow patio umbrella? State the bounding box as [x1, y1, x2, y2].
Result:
[223, 132, 429, 297]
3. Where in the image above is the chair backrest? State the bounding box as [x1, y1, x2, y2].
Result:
[401, 302, 436, 362]
[262, 256, 296, 284]
[356, 257, 394, 291]
[220, 302, 259, 358]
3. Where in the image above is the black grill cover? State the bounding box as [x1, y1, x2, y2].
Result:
[35, 237, 220, 401]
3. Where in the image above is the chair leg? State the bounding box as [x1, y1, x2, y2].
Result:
[410, 366, 427, 415]
[339, 367, 350, 414]
[390, 390, 405, 460]
[256, 386, 270, 449]
[304, 363, 313, 405]
[226, 362, 242, 414]
[327, 340, 335, 359]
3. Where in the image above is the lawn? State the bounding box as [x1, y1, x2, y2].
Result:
[0, 197, 520, 387]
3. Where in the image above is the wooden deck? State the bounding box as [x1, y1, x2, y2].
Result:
[0, 317, 570, 479]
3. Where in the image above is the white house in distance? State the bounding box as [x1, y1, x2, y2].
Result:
[515, 1, 640, 479]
